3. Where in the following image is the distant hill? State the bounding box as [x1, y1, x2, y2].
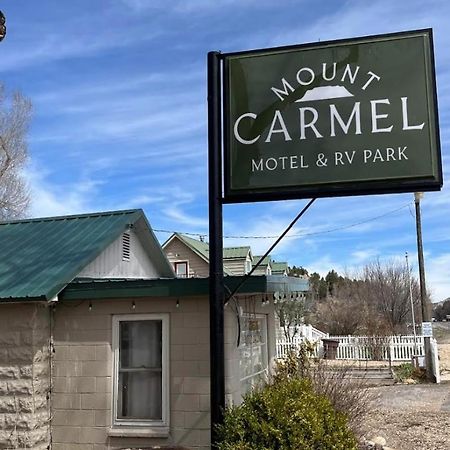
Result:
[434, 298, 450, 306]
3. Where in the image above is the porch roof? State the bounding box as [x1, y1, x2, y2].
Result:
[60, 275, 309, 301]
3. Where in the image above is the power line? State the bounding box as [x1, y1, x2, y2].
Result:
[153, 202, 412, 240]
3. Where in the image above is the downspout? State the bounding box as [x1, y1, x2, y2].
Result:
[47, 298, 57, 449]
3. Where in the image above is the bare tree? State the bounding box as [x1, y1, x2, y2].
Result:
[0, 85, 32, 219]
[362, 260, 421, 334]
[311, 260, 421, 336]
[314, 296, 363, 335]
[275, 293, 312, 342]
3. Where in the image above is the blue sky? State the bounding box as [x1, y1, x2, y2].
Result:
[1, 0, 449, 301]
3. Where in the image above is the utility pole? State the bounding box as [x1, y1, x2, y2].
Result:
[414, 192, 433, 380]
[0, 10, 6, 42]
[405, 252, 418, 355]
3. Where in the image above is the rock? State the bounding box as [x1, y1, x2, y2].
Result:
[373, 436, 387, 446]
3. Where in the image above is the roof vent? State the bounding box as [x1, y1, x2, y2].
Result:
[122, 232, 131, 261]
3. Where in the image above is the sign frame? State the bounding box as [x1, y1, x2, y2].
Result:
[422, 321, 433, 338]
[222, 29, 442, 204]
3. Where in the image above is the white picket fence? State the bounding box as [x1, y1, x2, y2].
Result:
[276, 324, 328, 342]
[276, 334, 435, 362]
[276, 332, 441, 383]
[330, 335, 425, 361]
[275, 325, 328, 359]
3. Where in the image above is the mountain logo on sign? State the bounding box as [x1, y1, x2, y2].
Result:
[295, 85, 354, 102]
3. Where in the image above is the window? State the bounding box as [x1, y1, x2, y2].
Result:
[112, 314, 169, 428]
[239, 314, 268, 396]
[245, 259, 252, 274]
[174, 261, 188, 278]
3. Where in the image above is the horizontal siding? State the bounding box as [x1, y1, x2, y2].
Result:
[223, 259, 246, 276]
[164, 240, 209, 278]
[252, 266, 268, 276]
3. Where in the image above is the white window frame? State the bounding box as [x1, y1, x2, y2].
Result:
[112, 314, 170, 429]
[245, 258, 252, 274]
[239, 313, 269, 395]
[174, 260, 189, 278]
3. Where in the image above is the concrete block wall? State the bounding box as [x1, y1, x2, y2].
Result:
[0, 303, 50, 449]
[52, 297, 211, 450]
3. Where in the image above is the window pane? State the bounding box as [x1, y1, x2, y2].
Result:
[175, 262, 188, 277]
[118, 371, 162, 420]
[239, 315, 268, 395]
[120, 320, 162, 369]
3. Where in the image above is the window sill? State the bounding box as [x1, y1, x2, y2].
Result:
[108, 426, 170, 438]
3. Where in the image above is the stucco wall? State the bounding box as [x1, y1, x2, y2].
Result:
[0, 303, 50, 449]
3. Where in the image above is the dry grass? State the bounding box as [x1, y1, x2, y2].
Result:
[309, 360, 374, 437]
[275, 345, 373, 438]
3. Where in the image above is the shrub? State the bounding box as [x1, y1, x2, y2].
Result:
[393, 362, 426, 382]
[216, 376, 358, 450]
[275, 347, 373, 437]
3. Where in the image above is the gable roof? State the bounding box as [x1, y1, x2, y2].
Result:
[272, 261, 288, 274]
[162, 233, 235, 276]
[253, 255, 272, 267]
[0, 209, 173, 302]
[168, 233, 210, 262]
[163, 234, 251, 261]
[223, 246, 251, 259]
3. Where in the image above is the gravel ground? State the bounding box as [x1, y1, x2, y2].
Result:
[360, 323, 450, 450]
[363, 408, 450, 450]
[362, 384, 450, 449]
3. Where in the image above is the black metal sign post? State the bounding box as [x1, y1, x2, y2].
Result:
[207, 51, 225, 448]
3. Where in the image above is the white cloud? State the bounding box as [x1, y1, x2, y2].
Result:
[163, 206, 208, 228]
[30, 72, 206, 149]
[351, 249, 379, 264]
[121, 0, 283, 14]
[25, 165, 101, 217]
[425, 253, 450, 302]
[305, 255, 347, 278]
[268, 0, 450, 52]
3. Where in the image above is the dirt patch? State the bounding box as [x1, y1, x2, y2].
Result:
[433, 322, 450, 344]
[363, 409, 450, 450]
[362, 384, 450, 450]
[439, 343, 450, 374]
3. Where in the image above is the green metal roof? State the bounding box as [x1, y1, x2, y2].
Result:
[0, 209, 161, 301]
[60, 275, 310, 300]
[172, 233, 210, 260]
[166, 234, 250, 261]
[253, 255, 271, 267]
[163, 234, 242, 276]
[223, 246, 250, 259]
[271, 261, 288, 274]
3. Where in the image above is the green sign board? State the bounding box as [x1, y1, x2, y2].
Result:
[223, 29, 442, 203]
